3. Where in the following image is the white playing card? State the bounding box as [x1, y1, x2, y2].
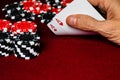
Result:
[47, 19, 69, 35]
[47, 0, 105, 35]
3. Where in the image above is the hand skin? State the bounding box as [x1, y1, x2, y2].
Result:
[66, 0, 120, 45]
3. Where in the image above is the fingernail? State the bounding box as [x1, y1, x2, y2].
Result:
[69, 16, 77, 25]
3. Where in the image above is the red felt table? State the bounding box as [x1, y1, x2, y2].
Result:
[0, 0, 120, 80]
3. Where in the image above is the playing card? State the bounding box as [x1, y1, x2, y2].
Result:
[47, 19, 68, 35]
[48, 0, 105, 35]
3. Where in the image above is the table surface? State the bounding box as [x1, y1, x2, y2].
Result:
[0, 0, 120, 80]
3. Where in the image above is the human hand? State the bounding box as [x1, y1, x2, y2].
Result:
[66, 0, 120, 45]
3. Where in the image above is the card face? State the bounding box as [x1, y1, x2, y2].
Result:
[47, 0, 105, 35]
[47, 19, 69, 35]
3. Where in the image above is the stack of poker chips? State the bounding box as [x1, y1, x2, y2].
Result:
[12, 21, 40, 60]
[0, 0, 73, 60]
[2, 0, 73, 24]
[2, 2, 36, 21]
[0, 19, 40, 60]
[0, 19, 13, 57]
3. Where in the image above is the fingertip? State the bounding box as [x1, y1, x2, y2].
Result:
[66, 15, 77, 26]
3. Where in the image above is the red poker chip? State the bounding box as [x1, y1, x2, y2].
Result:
[61, 0, 73, 7]
[0, 19, 12, 31]
[62, 0, 73, 3]
[12, 21, 37, 34]
[61, 1, 68, 7]
[24, 0, 37, 1]
[22, 1, 35, 7]
[22, 1, 43, 14]
[51, 8, 63, 14]
[40, 4, 52, 13]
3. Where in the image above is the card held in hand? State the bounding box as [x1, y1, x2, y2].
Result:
[47, 0, 105, 35]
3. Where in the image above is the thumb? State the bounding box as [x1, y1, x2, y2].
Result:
[66, 14, 105, 32]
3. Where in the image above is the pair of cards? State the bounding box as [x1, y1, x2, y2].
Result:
[47, 0, 105, 35]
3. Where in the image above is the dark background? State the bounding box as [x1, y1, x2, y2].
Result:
[0, 0, 120, 80]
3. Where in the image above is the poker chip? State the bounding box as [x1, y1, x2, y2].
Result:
[13, 32, 40, 60]
[45, 0, 64, 8]
[12, 21, 37, 34]
[52, 2, 64, 8]
[39, 0, 46, 3]
[2, 2, 23, 13]
[61, 0, 73, 7]
[0, 19, 13, 57]
[23, 0, 37, 1]
[0, 19, 12, 32]
[5, 9, 35, 21]
[45, 0, 72, 8]
[39, 4, 52, 13]
[51, 8, 62, 14]
[3, 2, 36, 21]
[46, 0, 62, 4]
[61, 1, 70, 7]
[37, 11, 56, 24]
[22, 1, 43, 14]
[11, 21, 40, 60]
[62, 0, 73, 3]
[0, 31, 13, 57]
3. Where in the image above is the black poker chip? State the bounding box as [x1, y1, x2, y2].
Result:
[2, 2, 36, 21]
[45, 0, 64, 8]
[52, 2, 64, 8]
[2, 2, 23, 14]
[39, 0, 46, 3]
[0, 31, 13, 57]
[5, 10, 35, 21]
[13, 32, 40, 60]
[46, 0, 62, 4]
[37, 11, 56, 24]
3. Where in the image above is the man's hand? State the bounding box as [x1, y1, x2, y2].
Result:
[66, 0, 120, 45]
